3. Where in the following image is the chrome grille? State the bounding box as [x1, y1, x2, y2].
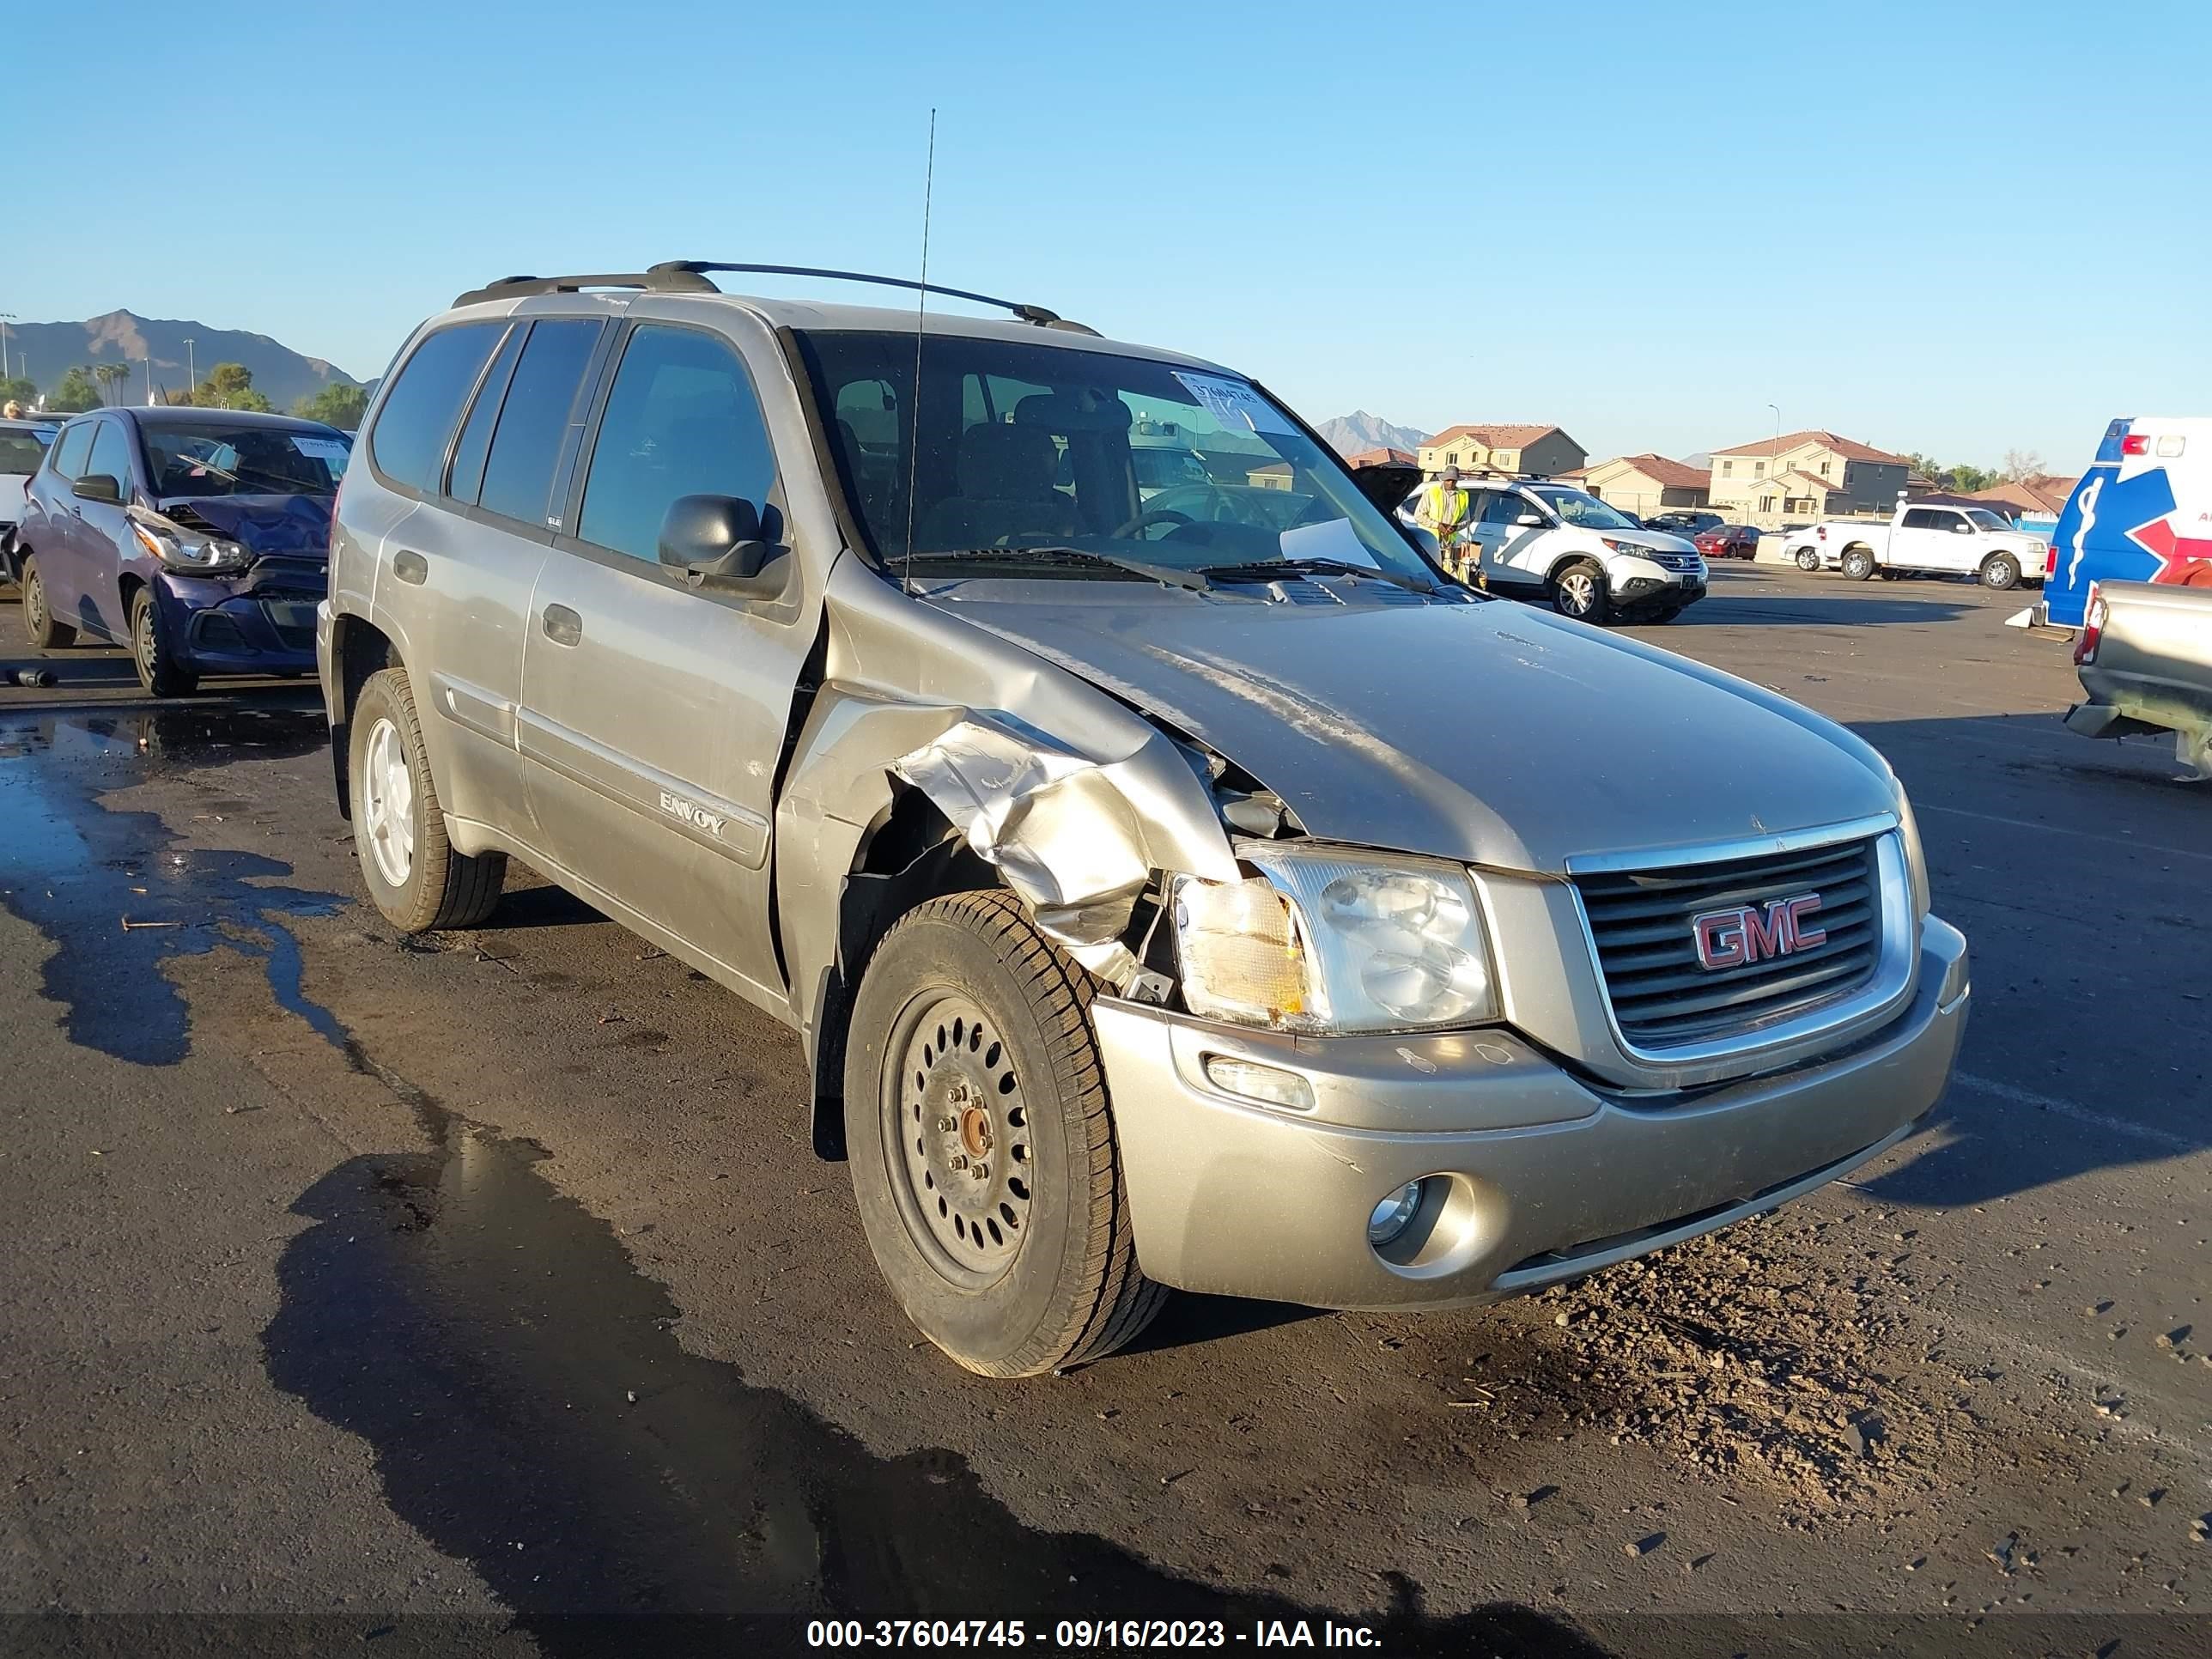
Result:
[1575, 836, 1882, 1049]
[1648, 550, 1702, 573]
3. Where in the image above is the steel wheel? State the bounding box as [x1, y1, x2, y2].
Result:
[24, 569, 46, 636]
[132, 603, 158, 680]
[886, 990, 1031, 1286]
[360, 715, 416, 889]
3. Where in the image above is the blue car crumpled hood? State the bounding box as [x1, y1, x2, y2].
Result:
[159, 493, 333, 560]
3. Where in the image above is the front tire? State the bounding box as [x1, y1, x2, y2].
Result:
[1549, 559, 1611, 624]
[131, 588, 198, 697]
[348, 667, 507, 933]
[1794, 547, 1820, 573]
[1840, 547, 1876, 581]
[21, 558, 77, 648]
[1980, 553, 2021, 590]
[845, 889, 1166, 1377]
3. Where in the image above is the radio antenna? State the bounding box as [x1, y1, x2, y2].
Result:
[900, 108, 938, 597]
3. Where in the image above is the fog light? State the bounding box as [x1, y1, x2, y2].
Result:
[1368, 1180, 1425, 1247]
[1201, 1054, 1314, 1113]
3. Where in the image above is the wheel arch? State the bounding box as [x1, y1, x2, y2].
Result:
[326, 612, 398, 822]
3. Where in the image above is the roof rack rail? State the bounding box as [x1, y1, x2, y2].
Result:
[648, 262, 1097, 334]
[452, 269, 719, 307]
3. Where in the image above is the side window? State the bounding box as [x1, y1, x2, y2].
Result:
[477, 319, 604, 527]
[1900, 508, 1942, 531]
[368, 322, 502, 495]
[445, 325, 526, 506]
[1480, 490, 1531, 526]
[86, 422, 133, 491]
[577, 325, 779, 565]
[52, 422, 94, 482]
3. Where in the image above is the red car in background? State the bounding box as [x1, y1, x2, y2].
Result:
[1695, 524, 1761, 560]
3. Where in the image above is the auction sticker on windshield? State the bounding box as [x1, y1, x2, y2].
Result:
[294, 436, 352, 465]
[1172, 372, 1293, 437]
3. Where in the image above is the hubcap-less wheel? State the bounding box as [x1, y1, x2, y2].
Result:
[24, 573, 45, 636]
[1558, 569, 1597, 616]
[888, 991, 1031, 1286]
[361, 716, 416, 888]
[1796, 548, 1820, 572]
[133, 605, 158, 679]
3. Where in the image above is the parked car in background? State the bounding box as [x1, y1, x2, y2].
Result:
[1646, 509, 1724, 538]
[2025, 416, 2212, 630]
[14, 407, 349, 695]
[2065, 580, 2212, 776]
[1784, 501, 2047, 589]
[1694, 524, 1762, 560]
[0, 416, 58, 577]
[1407, 478, 1709, 623]
[317, 261, 1966, 1378]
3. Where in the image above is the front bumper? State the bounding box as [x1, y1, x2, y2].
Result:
[1093, 914, 1967, 1310]
[158, 571, 322, 678]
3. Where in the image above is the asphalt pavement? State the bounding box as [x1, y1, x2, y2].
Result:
[0, 564, 2204, 1659]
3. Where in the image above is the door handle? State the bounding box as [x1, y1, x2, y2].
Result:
[541, 604, 582, 647]
[392, 550, 428, 586]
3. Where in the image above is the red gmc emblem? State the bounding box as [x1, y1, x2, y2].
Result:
[1692, 894, 1826, 970]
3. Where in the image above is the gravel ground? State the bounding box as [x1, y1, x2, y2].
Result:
[0, 563, 2203, 1659]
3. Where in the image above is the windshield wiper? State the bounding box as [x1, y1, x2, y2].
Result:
[902, 546, 1213, 592]
[1197, 556, 1436, 595]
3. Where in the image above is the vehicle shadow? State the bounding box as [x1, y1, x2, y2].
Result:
[1650, 592, 1981, 628]
[1838, 710, 2208, 1208]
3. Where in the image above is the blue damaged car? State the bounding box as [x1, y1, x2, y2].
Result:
[15, 406, 349, 696]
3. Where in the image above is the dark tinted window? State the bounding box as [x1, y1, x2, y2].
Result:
[579, 325, 778, 563]
[0, 431, 45, 474]
[1480, 490, 1531, 525]
[52, 421, 94, 482]
[86, 422, 134, 491]
[1901, 508, 1948, 531]
[369, 323, 501, 495]
[478, 319, 603, 526]
[447, 325, 525, 506]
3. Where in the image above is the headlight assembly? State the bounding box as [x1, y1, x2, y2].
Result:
[131, 519, 251, 576]
[1170, 844, 1498, 1034]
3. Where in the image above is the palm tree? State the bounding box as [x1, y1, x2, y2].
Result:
[91, 362, 130, 407]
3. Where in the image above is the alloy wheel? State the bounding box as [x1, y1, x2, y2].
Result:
[1558, 569, 1597, 616]
[360, 716, 416, 888]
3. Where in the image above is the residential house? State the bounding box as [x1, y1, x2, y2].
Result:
[1969, 473, 2079, 524]
[1576, 453, 1711, 514]
[1345, 446, 1416, 469]
[1417, 423, 1587, 480]
[1708, 429, 1912, 525]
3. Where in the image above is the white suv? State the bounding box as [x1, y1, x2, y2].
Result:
[1404, 478, 1708, 624]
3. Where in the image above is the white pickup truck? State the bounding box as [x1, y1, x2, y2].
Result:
[1784, 501, 2048, 591]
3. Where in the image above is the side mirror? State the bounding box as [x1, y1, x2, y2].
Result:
[1514, 511, 1545, 527]
[657, 494, 789, 599]
[1954, 521, 1976, 534]
[73, 473, 123, 505]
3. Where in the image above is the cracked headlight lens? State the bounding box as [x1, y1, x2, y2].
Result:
[131, 520, 250, 575]
[1171, 845, 1498, 1034]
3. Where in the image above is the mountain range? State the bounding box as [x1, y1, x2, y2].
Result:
[1315, 410, 1429, 457]
[1, 311, 363, 411]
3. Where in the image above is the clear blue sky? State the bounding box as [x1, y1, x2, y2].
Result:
[10, 0, 2207, 470]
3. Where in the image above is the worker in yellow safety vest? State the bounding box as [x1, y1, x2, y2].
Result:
[1415, 465, 1479, 584]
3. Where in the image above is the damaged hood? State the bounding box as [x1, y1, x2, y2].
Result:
[156, 494, 333, 559]
[941, 586, 1897, 873]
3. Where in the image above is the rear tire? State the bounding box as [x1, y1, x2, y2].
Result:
[1841, 548, 1875, 581]
[21, 559, 77, 648]
[131, 588, 198, 697]
[845, 889, 1166, 1377]
[1549, 559, 1611, 624]
[1794, 547, 1820, 573]
[1980, 552, 2021, 590]
[348, 667, 507, 933]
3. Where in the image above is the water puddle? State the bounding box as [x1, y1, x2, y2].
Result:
[0, 697, 1602, 1655]
[0, 704, 339, 1063]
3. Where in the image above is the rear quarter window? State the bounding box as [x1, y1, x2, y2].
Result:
[368, 322, 503, 495]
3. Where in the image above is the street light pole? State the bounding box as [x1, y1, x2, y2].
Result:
[0, 313, 15, 382]
[184, 337, 196, 392]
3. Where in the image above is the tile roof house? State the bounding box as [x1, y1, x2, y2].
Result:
[1579, 453, 1711, 513]
[1346, 446, 1417, 469]
[1969, 473, 2080, 520]
[1417, 423, 1587, 480]
[1708, 429, 1911, 523]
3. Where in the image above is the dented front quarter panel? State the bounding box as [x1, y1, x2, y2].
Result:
[776, 556, 1240, 1054]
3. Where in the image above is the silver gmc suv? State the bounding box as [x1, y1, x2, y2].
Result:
[318, 262, 1970, 1376]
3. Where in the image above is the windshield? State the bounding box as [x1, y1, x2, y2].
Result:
[0, 431, 47, 475]
[795, 330, 1437, 586]
[140, 421, 350, 499]
[1530, 486, 1642, 532]
[1963, 507, 2010, 531]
